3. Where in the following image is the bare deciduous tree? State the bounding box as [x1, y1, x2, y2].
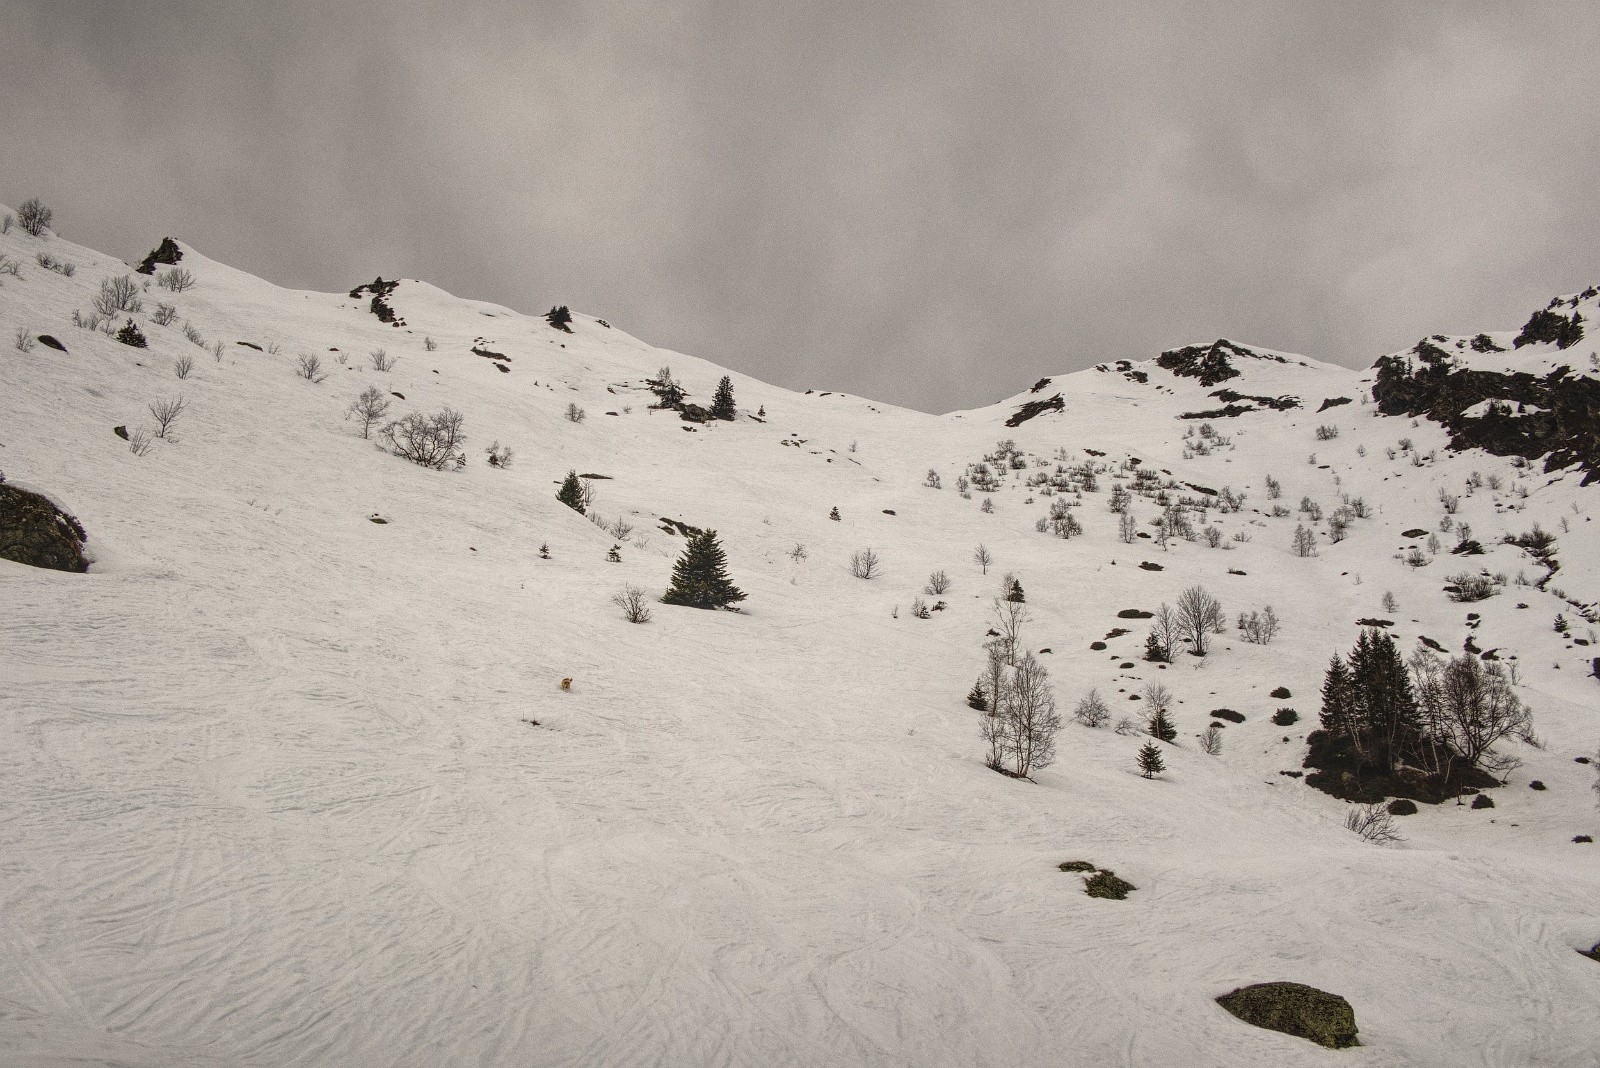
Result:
[148, 394, 187, 439]
[1175, 585, 1224, 656]
[989, 596, 1031, 666]
[346, 386, 392, 439]
[612, 585, 653, 623]
[1411, 651, 1532, 782]
[1073, 689, 1110, 728]
[151, 302, 178, 326]
[14, 326, 34, 353]
[925, 569, 951, 595]
[973, 543, 992, 574]
[566, 402, 586, 423]
[1198, 724, 1223, 755]
[985, 652, 1061, 778]
[369, 348, 398, 371]
[173, 355, 193, 380]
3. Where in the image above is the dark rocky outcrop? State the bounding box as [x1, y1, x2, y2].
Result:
[1157, 338, 1287, 387]
[1372, 339, 1600, 482]
[1216, 982, 1358, 1049]
[135, 237, 183, 275]
[0, 481, 88, 572]
[1006, 394, 1064, 427]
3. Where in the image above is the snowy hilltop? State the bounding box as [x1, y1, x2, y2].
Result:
[2, 199, 1598, 1067]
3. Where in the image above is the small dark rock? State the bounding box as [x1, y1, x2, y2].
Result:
[1387, 798, 1418, 816]
[37, 334, 66, 352]
[0, 483, 88, 572]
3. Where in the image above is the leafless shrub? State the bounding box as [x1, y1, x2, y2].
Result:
[151, 302, 178, 326]
[148, 394, 187, 439]
[612, 584, 653, 623]
[849, 548, 881, 579]
[1113, 716, 1142, 736]
[566, 402, 586, 423]
[925, 569, 951, 595]
[210, 339, 225, 361]
[485, 440, 513, 468]
[369, 348, 397, 371]
[973, 543, 992, 574]
[1238, 605, 1279, 644]
[14, 326, 34, 353]
[788, 543, 808, 563]
[346, 386, 392, 439]
[95, 274, 143, 317]
[0, 213, 10, 234]
[1345, 804, 1403, 844]
[910, 597, 931, 618]
[1199, 724, 1224, 755]
[381, 407, 467, 469]
[0, 254, 20, 278]
[423, 336, 437, 351]
[158, 267, 194, 292]
[296, 353, 327, 383]
[1446, 572, 1497, 602]
[16, 197, 52, 236]
[1073, 689, 1110, 728]
[173, 355, 194, 380]
[265, 341, 282, 356]
[127, 426, 153, 456]
[182, 322, 204, 347]
[1315, 424, 1340, 440]
[609, 516, 634, 540]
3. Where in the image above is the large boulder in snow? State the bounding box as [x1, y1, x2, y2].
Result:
[1216, 981, 1359, 1049]
[0, 481, 88, 572]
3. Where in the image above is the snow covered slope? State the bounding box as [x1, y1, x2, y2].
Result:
[2, 214, 1598, 1067]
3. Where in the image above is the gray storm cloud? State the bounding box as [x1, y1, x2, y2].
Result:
[4, 1, 1598, 412]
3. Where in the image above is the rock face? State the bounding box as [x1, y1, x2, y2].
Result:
[0, 482, 88, 572]
[1216, 981, 1359, 1049]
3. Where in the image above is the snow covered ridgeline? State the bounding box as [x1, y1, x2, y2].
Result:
[2, 201, 1600, 1065]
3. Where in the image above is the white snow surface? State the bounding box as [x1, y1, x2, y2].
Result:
[2, 218, 1598, 1067]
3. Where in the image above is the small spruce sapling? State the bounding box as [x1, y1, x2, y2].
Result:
[1138, 741, 1166, 778]
[661, 530, 746, 610]
[546, 305, 573, 332]
[557, 471, 586, 514]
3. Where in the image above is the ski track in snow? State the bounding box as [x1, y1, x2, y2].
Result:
[1, 222, 1598, 1066]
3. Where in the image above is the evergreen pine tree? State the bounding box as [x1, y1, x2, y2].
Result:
[1148, 708, 1177, 743]
[711, 375, 736, 420]
[661, 529, 746, 610]
[1145, 631, 1168, 663]
[1319, 655, 1356, 738]
[607, 544, 622, 563]
[546, 305, 573, 332]
[967, 679, 988, 711]
[1350, 627, 1418, 768]
[829, 506, 841, 521]
[757, 405, 766, 418]
[557, 470, 586, 514]
[1007, 578, 1026, 603]
[1137, 741, 1165, 778]
[539, 543, 550, 559]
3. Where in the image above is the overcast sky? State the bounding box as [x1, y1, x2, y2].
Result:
[5, 2, 1599, 413]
